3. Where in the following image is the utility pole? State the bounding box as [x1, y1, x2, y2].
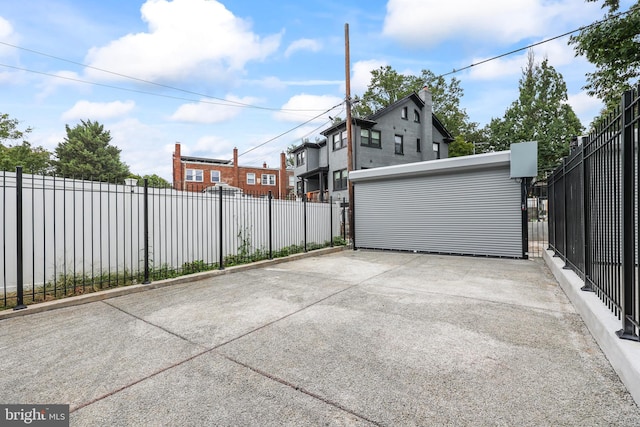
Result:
[345, 23, 354, 244]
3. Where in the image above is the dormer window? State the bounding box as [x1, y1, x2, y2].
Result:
[401, 107, 408, 120]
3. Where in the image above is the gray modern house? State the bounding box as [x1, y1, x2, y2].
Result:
[292, 87, 454, 201]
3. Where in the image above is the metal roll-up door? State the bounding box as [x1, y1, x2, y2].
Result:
[354, 165, 523, 258]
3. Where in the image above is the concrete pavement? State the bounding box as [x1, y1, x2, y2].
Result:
[1, 250, 638, 426]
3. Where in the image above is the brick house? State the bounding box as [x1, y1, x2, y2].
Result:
[172, 143, 294, 198]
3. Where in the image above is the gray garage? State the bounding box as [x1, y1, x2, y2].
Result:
[349, 150, 530, 258]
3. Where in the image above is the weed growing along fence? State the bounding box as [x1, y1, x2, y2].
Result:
[1, 172, 346, 310]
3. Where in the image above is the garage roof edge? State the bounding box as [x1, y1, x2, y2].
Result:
[349, 151, 511, 182]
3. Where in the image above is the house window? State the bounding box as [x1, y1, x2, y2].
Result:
[417, 138, 421, 153]
[186, 169, 203, 182]
[210, 170, 220, 183]
[433, 142, 441, 159]
[296, 151, 306, 166]
[296, 180, 304, 195]
[395, 135, 404, 155]
[414, 110, 420, 123]
[261, 174, 276, 186]
[361, 129, 381, 148]
[288, 175, 295, 187]
[401, 107, 408, 120]
[333, 169, 348, 190]
[333, 130, 347, 150]
[246, 173, 256, 185]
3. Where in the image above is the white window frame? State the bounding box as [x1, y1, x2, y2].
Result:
[261, 173, 276, 186]
[186, 169, 203, 182]
[210, 170, 221, 183]
[246, 173, 256, 185]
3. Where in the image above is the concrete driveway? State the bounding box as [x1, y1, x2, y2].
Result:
[0, 250, 638, 426]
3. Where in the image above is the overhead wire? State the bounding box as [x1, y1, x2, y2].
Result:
[0, 40, 329, 113]
[2, 5, 636, 161]
[439, 5, 639, 78]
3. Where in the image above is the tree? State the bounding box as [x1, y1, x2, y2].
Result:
[54, 119, 130, 182]
[352, 66, 480, 141]
[0, 113, 52, 174]
[569, 1, 640, 112]
[487, 52, 584, 177]
[128, 173, 171, 188]
[448, 135, 475, 157]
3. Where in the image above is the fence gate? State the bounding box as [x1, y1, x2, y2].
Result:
[349, 152, 525, 258]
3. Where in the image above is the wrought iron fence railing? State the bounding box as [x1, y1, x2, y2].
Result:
[548, 84, 639, 341]
[1, 172, 346, 310]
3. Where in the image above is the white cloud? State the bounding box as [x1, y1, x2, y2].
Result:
[61, 100, 135, 121]
[466, 39, 584, 81]
[37, 70, 87, 100]
[169, 95, 262, 124]
[274, 94, 344, 123]
[284, 38, 322, 58]
[350, 59, 387, 96]
[0, 16, 19, 56]
[84, 0, 282, 82]
[191, 135, 235, 159]
[567, 91, 603, 128]
[109, 119, 172, 179]
[383, 0, 601, 47]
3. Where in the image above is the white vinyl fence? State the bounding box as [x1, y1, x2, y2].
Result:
[1, 171, 342, 295]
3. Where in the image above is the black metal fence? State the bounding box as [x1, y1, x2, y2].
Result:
[548, 85, 639, 341]
[1, 172, 346, 310]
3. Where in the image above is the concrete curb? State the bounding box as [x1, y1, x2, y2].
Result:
[0, 246, 346, 321]
[543, 249, 640, 407]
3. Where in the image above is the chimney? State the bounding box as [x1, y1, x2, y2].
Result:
[419, 87, 434, 161]
[263, 162, 267, 168]
[233, 147, 239, 187]
[279, 151, 287, 199]
[173, 142, 182, 190]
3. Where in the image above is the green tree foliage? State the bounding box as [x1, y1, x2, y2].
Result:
[448, 135, 475, 157]
[352, 66, 479, 140]
[0, 113, 52, 174]
[487, 52, 584, 177]
[128, 173, 171, 188]
[55, 119, 130, 181]
[569, 1, 640, 112]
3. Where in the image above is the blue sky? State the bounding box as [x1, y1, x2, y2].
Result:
[0, 0, 633, 180]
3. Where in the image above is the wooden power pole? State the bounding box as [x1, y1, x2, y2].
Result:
[345, 23, 354, 244]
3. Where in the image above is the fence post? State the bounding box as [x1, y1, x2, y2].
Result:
[352, 185, 357, 250]
[562, 158, 570, 269]
[143, 178, 150, 284]
[329, 196, 333, 247]
[303, 194, 307, 252]
[218, 185, 224, 270]
[617, 89, 639, 341]
[341, 198, 346, 241]
[14, 167, 26, 310]
[268, 191, 273, 259]
[521, 177, 529, 259]
[581, 144, 594, 292]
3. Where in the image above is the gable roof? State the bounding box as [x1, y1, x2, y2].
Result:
[319, 91, 454, 143]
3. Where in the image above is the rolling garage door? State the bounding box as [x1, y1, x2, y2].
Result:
[350, 152, 524, 258]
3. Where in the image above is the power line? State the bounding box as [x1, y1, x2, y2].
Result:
[0, 41, 328, 114]
[236, 101, 344, 159]
[440, 5, 639, 78]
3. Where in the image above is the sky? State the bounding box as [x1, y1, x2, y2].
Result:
[0, 0, 634, 181]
